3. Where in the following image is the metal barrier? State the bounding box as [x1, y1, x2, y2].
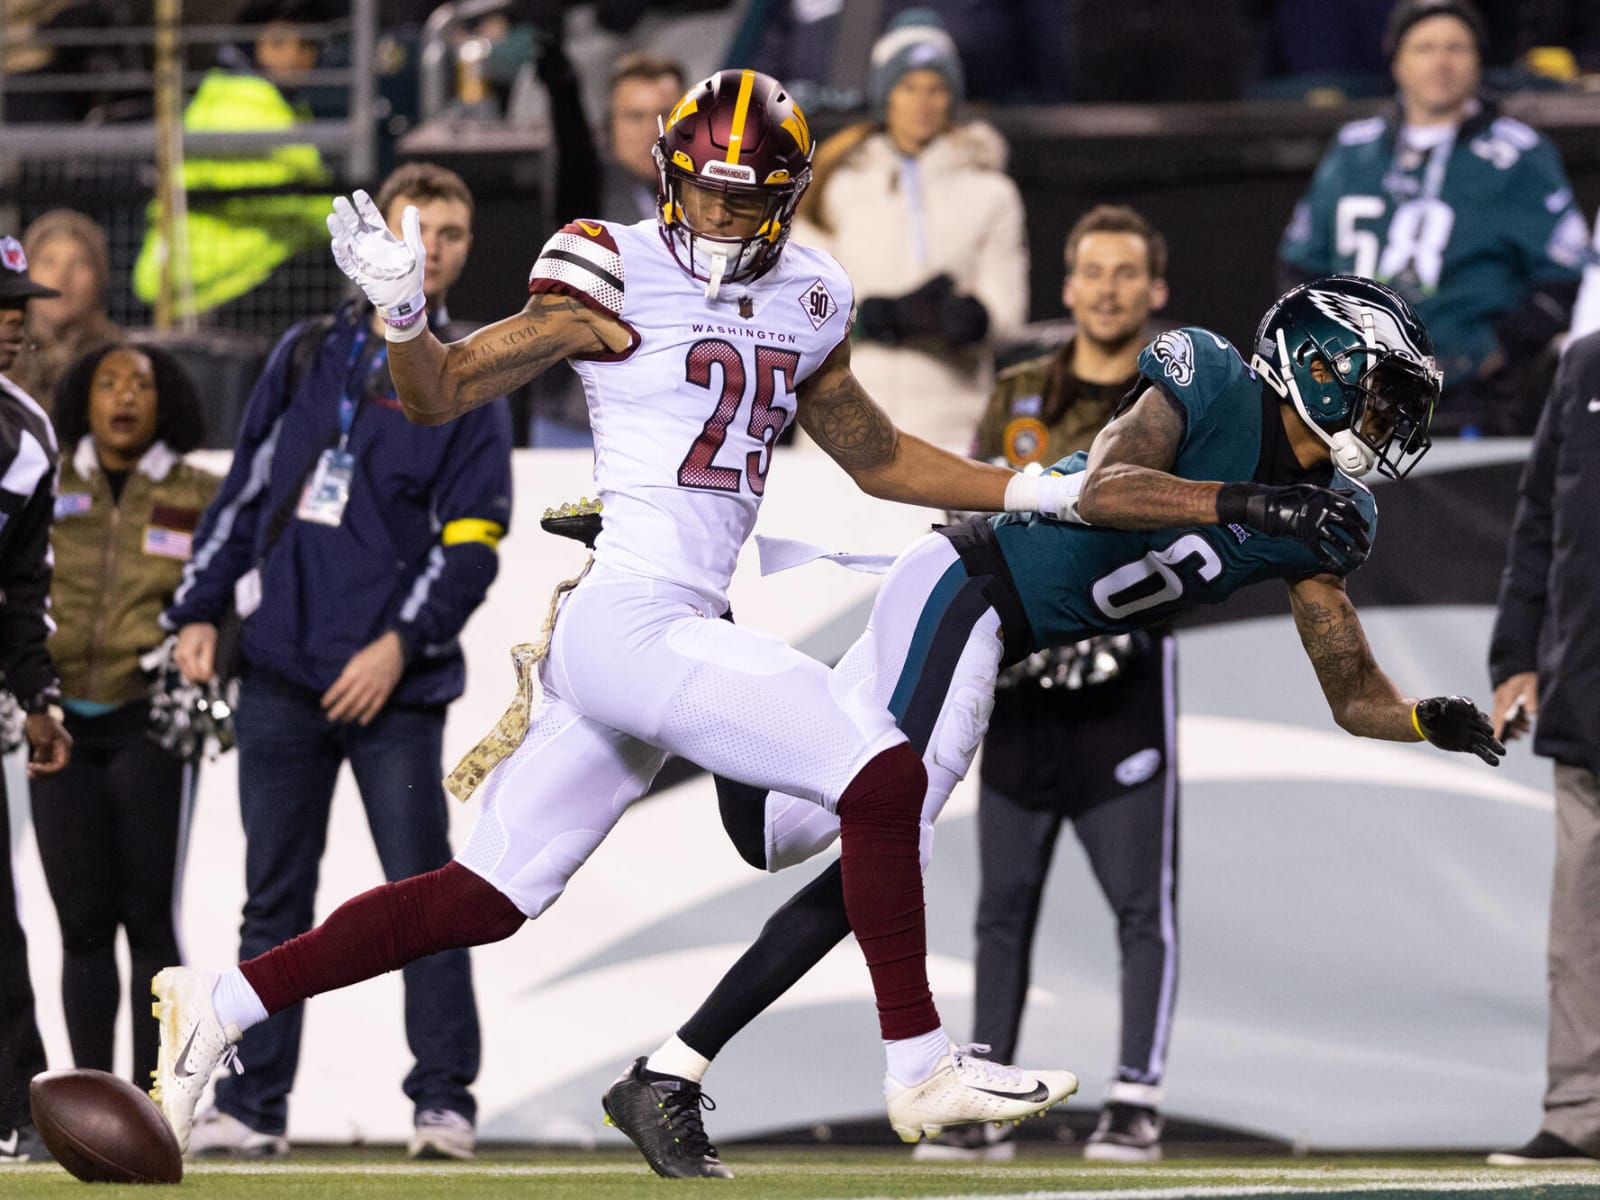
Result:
[0, 8, 376, 174]
[0, 2, 376, 340]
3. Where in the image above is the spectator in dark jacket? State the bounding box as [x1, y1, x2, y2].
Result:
[0, 235, 71, 1167]
[1486, 329, 1600, 1168]
[163, 163, 512, 1162]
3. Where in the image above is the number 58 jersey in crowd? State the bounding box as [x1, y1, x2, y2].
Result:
[529, 218, 853, 605]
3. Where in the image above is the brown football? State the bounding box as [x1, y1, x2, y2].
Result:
[29, 1068, 183, 1184]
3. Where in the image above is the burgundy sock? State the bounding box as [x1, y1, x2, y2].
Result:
[836, 741, 939, 1040]
[239, 862, 524, 1016]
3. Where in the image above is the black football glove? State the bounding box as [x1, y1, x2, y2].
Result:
[856, 275, 989, 347]
[1217, 483, 1371, 572]
[1414, 695, 1505, 766]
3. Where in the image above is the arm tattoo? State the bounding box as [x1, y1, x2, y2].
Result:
[1090, 389, 1182, 471]
[1291, 582, 1410, 738]
[1293, 591, 1370, 708]
[1078, 388, 1213, 528]
[446, 296, 610, 414]
[798, 371, 897, 471]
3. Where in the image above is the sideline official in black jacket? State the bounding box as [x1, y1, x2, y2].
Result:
[1489, 330, 1600, 773]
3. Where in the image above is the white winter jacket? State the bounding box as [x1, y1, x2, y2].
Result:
[794, 121, 1029, 450]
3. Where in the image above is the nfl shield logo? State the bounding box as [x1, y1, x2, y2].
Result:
[0, 237, 27, 274]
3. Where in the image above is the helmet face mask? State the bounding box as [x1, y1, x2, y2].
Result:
[654, 70, 814, 298]
[1251, 275, 1441, 479]
[1348, 352, 1436, 476]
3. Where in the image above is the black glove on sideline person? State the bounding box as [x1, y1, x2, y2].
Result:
[1216, 483, 1371, 572]
[856, 274, 989, 347]
[1414, 695, 1505, 766]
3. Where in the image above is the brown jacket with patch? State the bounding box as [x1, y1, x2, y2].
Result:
[972, 338, 1137, 468]
[49, 437, 221, 704]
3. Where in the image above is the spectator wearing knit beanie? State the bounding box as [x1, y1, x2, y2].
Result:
[13, 209, 123, 405]
[792, 8, 1028, 450]
[866, 9, 966, 123]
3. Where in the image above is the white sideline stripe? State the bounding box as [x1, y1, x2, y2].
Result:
[177, 1163, 1600, 1185]
[830, 1189, 1600, 1200]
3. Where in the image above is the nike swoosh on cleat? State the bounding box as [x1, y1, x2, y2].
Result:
[173, 1026, 202, 1079]
[974, 1081, 1049, 1103]
[0, 1129, 18, 1155]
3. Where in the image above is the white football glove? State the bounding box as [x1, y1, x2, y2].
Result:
[327, 189, 428, 342]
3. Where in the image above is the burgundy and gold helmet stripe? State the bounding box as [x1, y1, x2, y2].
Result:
[781, 103, 811, 159]
[723, 69, 757, 166]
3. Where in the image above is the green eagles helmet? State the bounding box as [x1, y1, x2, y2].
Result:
[1251, 274, 1441, 479]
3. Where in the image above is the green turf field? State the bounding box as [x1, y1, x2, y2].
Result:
[4, 1148, 1600, 1199]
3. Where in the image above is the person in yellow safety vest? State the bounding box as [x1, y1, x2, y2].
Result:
[134, 0, 334, 321]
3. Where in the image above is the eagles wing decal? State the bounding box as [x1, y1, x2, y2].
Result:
[1305, 288, 1427, 360]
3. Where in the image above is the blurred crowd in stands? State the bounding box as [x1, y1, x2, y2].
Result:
[0, 0, 1596, 447]
[0, 0, 1593, 448]
[5, 1, 1599, 122]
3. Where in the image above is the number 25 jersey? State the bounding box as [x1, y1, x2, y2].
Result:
[529, 218, 854, 605]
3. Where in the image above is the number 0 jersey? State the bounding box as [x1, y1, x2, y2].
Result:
[529, 218, 854, 604]
[987, 327, 1378, 650]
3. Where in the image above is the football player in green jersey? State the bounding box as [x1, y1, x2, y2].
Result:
[1277, 0, 1590, 435]
[603, 272, 1504, 1179]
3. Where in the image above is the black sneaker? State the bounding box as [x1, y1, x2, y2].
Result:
[911, 1120, 1017, 1162]
[1084, 1103, 1163, 1163]
[0, 1124, 52, 1164]
[602, 1057, 733, 1179]
[1487, 1131, 1600, 1166]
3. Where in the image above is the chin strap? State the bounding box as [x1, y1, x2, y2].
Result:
[1328, 430, 1376, 477]
[703, 250, 728, 301]
[1255, 331, 1375, 477]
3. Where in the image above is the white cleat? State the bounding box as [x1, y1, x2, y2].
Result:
[149, 967, 243, 1153]
[886, 1044, 1077, 1144]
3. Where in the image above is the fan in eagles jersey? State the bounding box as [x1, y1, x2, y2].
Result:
[1277, 0, 1590, 437]
[148, 68, 1091, 1160]
[603, 273, 1506, 1179]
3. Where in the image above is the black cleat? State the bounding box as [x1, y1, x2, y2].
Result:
[539, 499, 603, 549]
[0, 1124, 51, 1164]
[1085, 1102, 1163, 1162]
[602, 1057, 733, 1179]
[1487, 1131, 1600, 1166]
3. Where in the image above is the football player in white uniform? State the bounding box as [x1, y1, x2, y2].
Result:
[149, 70, 1081, 1160]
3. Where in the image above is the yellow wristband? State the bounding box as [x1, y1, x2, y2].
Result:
[1411, 703, 1427, 742]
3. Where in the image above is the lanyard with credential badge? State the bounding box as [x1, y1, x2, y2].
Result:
[296, 328, 385, 527]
